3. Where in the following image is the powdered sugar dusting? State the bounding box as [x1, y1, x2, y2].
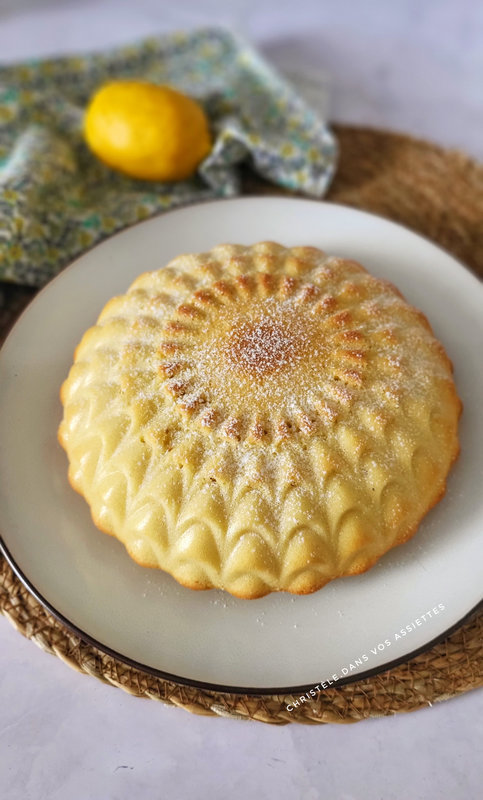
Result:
[227, 316, 300, 375]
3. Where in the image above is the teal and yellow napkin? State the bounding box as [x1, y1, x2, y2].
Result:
[0, 28, 336, 287]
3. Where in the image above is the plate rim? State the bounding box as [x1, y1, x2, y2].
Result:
[1, 537, 481, 696]
[1, 196, 482, 696]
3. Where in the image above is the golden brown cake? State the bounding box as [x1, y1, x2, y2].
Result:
[58, 242, 461, 598]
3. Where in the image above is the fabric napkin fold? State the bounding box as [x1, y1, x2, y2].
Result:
[0, 28, 336, 287]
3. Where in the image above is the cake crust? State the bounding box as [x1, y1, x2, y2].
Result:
[58, 243, 461, 598]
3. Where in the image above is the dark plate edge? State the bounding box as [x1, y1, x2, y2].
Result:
[0, 196, 482, 698]
[1, 536, 481, 698]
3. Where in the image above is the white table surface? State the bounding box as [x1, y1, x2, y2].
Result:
[0, 2, 482, 798]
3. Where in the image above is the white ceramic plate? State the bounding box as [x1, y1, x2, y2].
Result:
[1, 197, 482, 694]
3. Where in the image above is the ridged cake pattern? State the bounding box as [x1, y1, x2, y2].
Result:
[59, 242, 461, 598]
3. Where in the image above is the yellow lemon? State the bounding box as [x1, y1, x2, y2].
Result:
[84, 80, 212, 182]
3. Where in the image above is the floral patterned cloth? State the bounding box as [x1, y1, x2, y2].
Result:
[0, 28, 336, 287]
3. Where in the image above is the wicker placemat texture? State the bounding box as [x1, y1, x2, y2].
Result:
[1, 125, 482, 724]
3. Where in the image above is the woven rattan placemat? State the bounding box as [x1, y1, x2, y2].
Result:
[1, 125, 482, 724]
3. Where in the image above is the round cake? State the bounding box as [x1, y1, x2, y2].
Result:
[58, 242, 461, 598]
